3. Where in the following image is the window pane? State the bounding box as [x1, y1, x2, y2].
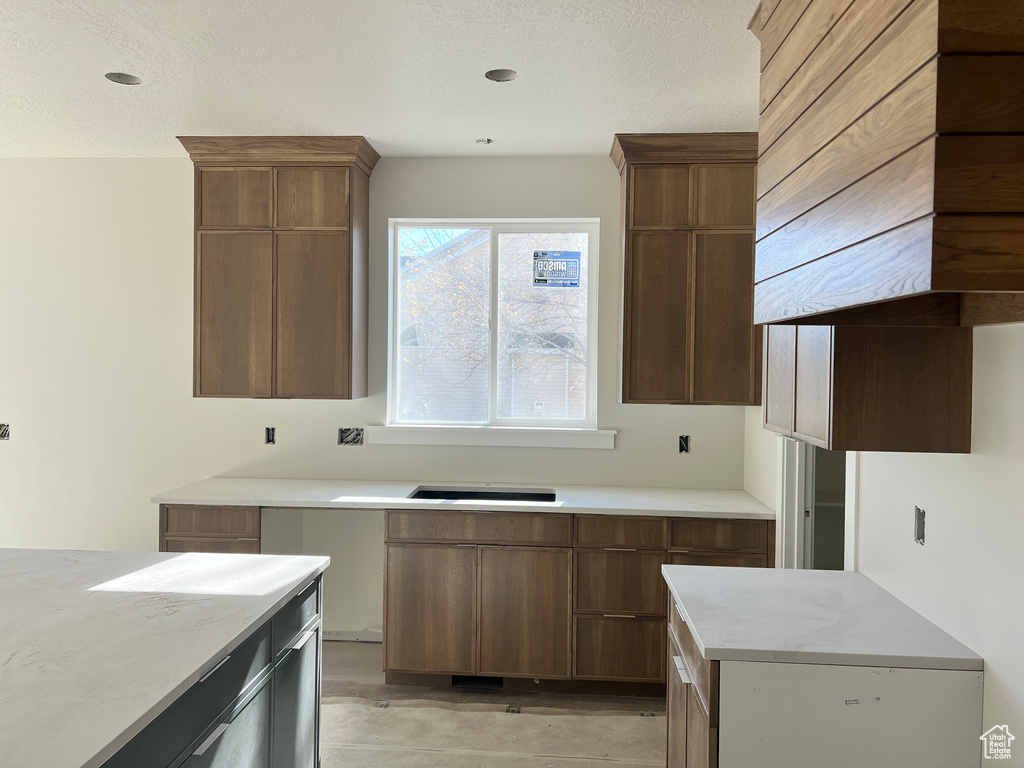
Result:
[397, 227, 490, 423]
[496, 232, 589, 421]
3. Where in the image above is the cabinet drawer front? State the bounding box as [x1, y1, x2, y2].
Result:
[575, 549, 666, 615]
[386, 510, 572, 546]
[667, 651, 689, 767]
[198, 168, 273, 229]
[668, 551, 767, 568]
[574, 515, 667, 549]
[275, 167, 350, 228]
[272, 624, 319, 768]
[103, 623, 271, 768]
[164, 538, 260, 555]
[183, 675, 271, 768]
[669, 601, 718, 726]
[669, 518, 767, 553]
[273, 578, 321, 656]
[573, 616, 665, 682]
[686, 683, 718, 768]
[164, 506, 261, 538]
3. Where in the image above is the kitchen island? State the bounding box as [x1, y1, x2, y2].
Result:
[0, 548, 328, 768]
[661, 565, 984, 767]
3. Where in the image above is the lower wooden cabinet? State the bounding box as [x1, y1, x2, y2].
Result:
[574, 549, 666, 615]
[478, 546, 571, 679]
[384, 543, 476, 674]
[159, 505, 261, 554]
[574, 615, 665, 682]
[685, 684, 718, 768]
[666, 653, 688, 767]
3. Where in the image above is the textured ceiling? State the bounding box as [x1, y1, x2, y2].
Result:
[1, 0, 760, 157]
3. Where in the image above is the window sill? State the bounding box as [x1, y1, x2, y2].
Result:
[365, 425, 616, 450]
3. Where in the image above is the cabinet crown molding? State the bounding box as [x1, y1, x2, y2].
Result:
[177, 135, 381, 175]
[610, 133, 758, 173]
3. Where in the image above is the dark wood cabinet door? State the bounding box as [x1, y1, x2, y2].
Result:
[274, 232, 352, 398]
[573, 616, 665, 682]
[574, 515, 667, 549]
[695, 165, 756, 227]
[478, 546, 571, 679]
[631, 165, 692, 228]
[272, 625, 319, 768]
[764, 324, 796, 435]
[198, 169, 273, 229]
[384, 544, 476, 674]
[794, 326, 834, 447]
[196, 232, 273, 397]
[275, 168, 350, 229]
[574, 549, 666, 615]
[692, 232, 758, 404]
[626, 232, 692, 402]
[669, 518, 768, 553]
[685, 684, 718, 768]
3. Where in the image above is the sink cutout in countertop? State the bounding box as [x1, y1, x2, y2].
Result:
[409, 486, 556, 502]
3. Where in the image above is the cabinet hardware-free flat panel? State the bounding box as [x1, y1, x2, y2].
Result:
[386, 510, 572, 546]
[669, 519, 768, 554]
[198, 169, 273, 229]
[573, 515, 667, 550]
[275, 168, 350, 229]
[630, 165, 692, 228]
[573, 615, 665, 682]
[574, 549, 666, 615]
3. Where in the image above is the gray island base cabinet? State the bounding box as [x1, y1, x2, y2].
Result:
[663, 566, 985, 768]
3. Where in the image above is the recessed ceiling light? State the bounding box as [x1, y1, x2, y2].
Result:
[484, 69, 517, 83]
[476, 138, 495, 144]
[105, 72, 142, 86]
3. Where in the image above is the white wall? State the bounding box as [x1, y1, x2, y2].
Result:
[0, 157, 749, 632]
[743, 405, 778, 509]
[857, 323, 1024, 731]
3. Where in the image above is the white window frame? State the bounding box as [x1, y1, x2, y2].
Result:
[385, 217, 601, 432]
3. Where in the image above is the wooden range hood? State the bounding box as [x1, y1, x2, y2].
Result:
[748, 0, 1024, 328]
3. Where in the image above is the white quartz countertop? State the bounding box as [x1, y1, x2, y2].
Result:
[0, 548, 329, 768]
[151, 477, 775, 519]
[662, 566, 982, 670]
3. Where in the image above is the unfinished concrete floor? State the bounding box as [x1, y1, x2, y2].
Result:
[321, 641, 666, 767]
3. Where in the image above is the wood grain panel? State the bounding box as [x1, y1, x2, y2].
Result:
[164, 538, 260, 554]
[960, 293, 1024, 326]
[275, 168, 350, 229]
[831, 326, 972, 452]
[692, 233, 758, 405]
[611, 134, 758, 171]
[626, 233, 691, 402]
[794, 326, 833, 447]
[198, 169, 273, 229]
[686, 685, 719, 768]
[754, 218, 935, 325]
[631, 166, 692, 228]
[164, 505, 260, 537]
[757, 62, 937, 241]
[574, 515, 667, 549]
[478, 547, 572, 679]
[274, 232, 352, 398]
[178, 136, 380, 175]
[759, 0, 918, 153]
[764, 325, 796, 435]
[197, 232, 273, 397]
[755, 140, 936, 283]
[573, 616, 665, 682]
[669, 519, 768, 553]
[938, 1, 1024, 52]
[757, 0, 939, 197]
[937, 56, 1024, 132]
[694, 165, 756, 227]
[932, 216, 1024, 291]
[668, 551, 768, 568]
[666, 644, 688, 768]
[348, 166, 370, 399]
[777, 292, 961, 326]
[935, 136, 1024, 213]
[670, 601, 719, 726]
[386, 510, 572, 546]
[760, 0, 814, 70]
[574, 549, 666, 615]
[384, 544, 476, 674]
[759, 0, 857, 113]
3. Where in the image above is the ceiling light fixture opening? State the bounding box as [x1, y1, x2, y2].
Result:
[484, 68, 517, 83]
[476, 138, 495, 145]
[105, 72, 142, 86]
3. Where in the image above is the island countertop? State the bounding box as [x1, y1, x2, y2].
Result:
[151, 477, 775, 519]
[0, 548, 329, 768]
[662, 565, 983, 671]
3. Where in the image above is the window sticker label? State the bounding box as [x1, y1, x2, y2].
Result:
[533, 250, 581, 287]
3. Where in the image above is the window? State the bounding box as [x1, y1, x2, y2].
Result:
[389, 219, 598, 428]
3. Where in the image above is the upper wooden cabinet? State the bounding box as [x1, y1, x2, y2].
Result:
[763, 324, 973, 452]
[180, 137, 378, 399]
[612, 134, 763, 405]
[749, 0, 1024, 328]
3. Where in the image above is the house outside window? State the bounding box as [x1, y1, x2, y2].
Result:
[389, 220, 599, 429]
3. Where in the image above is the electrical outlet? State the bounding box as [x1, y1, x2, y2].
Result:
[339, 427, 364, 446]
[914, 506, 926, 545]
[678, 435, 691, 453]
[265, 427, 276, 445]
[0, 424, 9, 440]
